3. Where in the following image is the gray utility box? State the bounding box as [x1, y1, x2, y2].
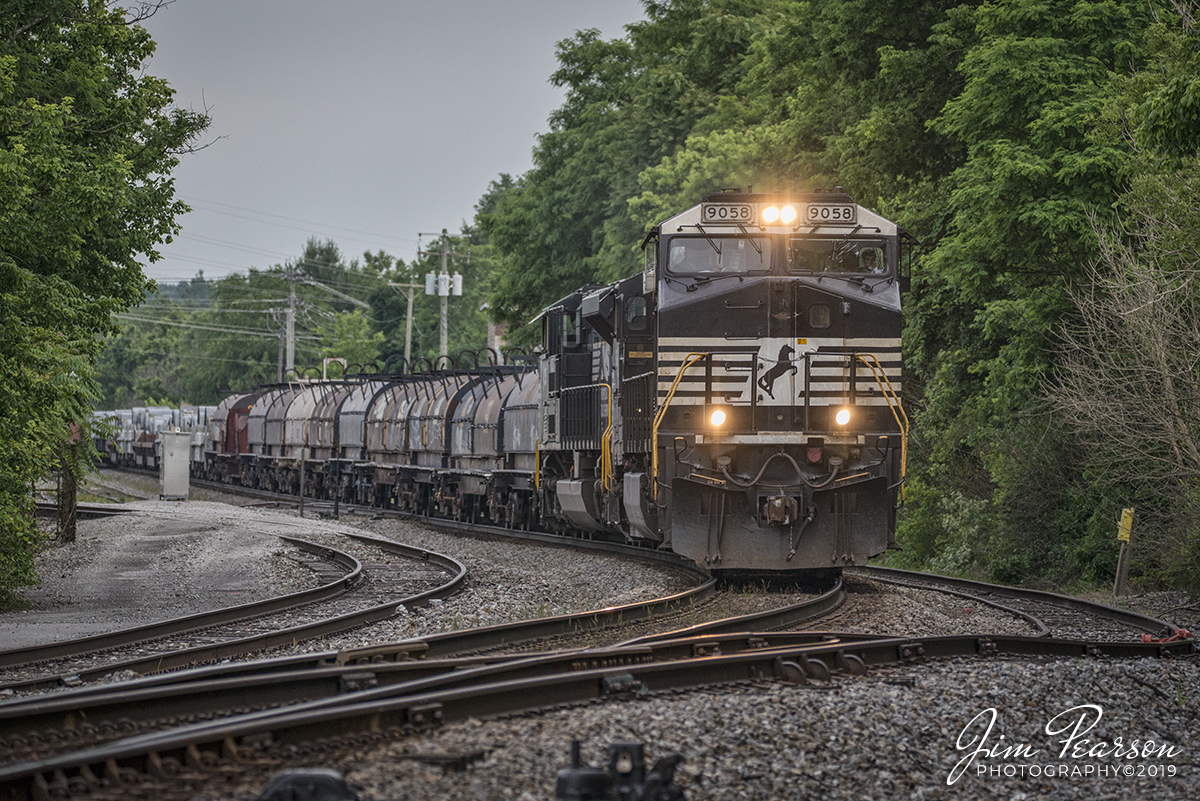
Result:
[158, 430, 191, 500]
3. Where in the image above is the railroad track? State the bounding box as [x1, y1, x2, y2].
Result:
[851, 566, 1187, 641]
[10, 474, 1190, 800]
[16, 478, 713, 693]
[0, 613, 1190, 799]
[53, 476, 1196, 659]
[96, 466, 705, 574]
[0, 527, 466, 695]
[0, 583, 836, 767]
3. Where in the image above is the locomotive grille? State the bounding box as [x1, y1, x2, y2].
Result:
[560, 384, 609, 451]
[621, 372, 655, 453]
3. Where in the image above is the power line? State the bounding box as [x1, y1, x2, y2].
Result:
[115, 313, 320, 341]
[178, 233, 295, 260]
[108, 349, 317, 366]
[182, 196, 421, 246]
[144, 252, 253, 271]
[137, 305, 279, 314]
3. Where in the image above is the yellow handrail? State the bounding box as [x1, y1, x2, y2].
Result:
[646, 351, 906, 503]
[855, 353, 908, 499]
[651, 352, 708, 499]
[600, 383, 613, 492]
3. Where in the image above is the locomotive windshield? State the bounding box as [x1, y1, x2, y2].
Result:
[665, 235, 771, 276]
[788, 237, 889, 275]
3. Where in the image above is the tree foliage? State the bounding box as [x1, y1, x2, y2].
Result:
[316, 311, 384, 376]
[475, 0, 1196, 590]
[479, 1, 781, 328]
[1047, 3, 1200, 592]
[0, 1, 208, 603]
[95, 232, 496, 404]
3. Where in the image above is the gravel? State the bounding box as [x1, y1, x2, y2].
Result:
[252, 515, 700, 655]
[12, 473, 1197, 801]
[3, 508, 320, 650]
[0, 497, 699, 684]
[322, 655, 1197, 801]
[832, 578, 1045, 638]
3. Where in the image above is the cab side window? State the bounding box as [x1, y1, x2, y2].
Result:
[625, 296, 648, 333]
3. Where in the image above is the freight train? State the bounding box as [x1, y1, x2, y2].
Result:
[95, 190, 911, 576]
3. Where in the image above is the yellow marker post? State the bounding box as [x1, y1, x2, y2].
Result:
[1113, 507, 1135, 597]
[1117, 507, 1134, 542]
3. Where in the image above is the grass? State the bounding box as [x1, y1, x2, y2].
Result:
[0, 589, 32, 613]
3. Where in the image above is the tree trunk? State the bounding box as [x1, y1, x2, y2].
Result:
[58, 442, 78, 544]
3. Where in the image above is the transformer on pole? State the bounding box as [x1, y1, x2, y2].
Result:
[419, 228, 466, 360]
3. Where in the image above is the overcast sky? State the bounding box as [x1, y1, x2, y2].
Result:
[138, 0, 645, 284]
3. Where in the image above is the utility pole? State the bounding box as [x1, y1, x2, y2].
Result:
[277, 268, 370, 382]
[418, 229, 466, 361]
[439, 234, 449, 360]
[274, 308, 285, 383]
[387, 280, 422, 365]
[286, 269, 297, 380]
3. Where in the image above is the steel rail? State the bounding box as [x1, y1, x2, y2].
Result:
[851, 568, 1051, 637]
[383, 507, 704, 573]
[616, 576, 845, 645]
[853, 565, 1184, 637]
[179, 471, 706, 574]
[0, 534, 363, 671]
[0, 632, 1192, 798]
[32, 502, 135, 520]
[0, 578, 809, 735]
[0, 561, 713, 698]
[0, 631, 876, 747]
[0, 534, 466, 694]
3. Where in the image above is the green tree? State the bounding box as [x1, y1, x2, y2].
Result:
[899, 0, 1160, 583]
[95, 240, 433, 403]
[480, 1, 780, 331]
[0, 1, 207, 603]
[1048, 1, 1200, 592]
[316, 310, 384, 375]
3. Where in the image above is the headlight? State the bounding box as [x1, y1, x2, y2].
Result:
[835, 408, 850, 426]
[761, 205, 797, 225]
[710, 408, 727, 427]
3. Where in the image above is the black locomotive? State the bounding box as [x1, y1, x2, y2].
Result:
[97, 190, 910, 576]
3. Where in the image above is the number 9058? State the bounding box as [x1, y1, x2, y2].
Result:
[806, 205, 856, 223]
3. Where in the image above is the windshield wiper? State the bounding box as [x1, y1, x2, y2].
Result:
[680, 224, 723, 259]
[685, 272, 745, 291]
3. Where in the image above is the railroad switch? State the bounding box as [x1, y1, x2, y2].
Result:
[1141, 628, 1193, 645]
[600, 672, 646, 696]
